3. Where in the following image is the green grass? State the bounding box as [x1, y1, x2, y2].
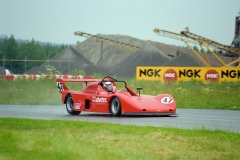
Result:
[0, 78, 62, 105]
[1, 78, 240, 159]
[0, 78, 239, 110]
[0, 118, 240, 160]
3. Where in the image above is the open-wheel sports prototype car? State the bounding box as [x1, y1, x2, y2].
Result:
[56, 76, 177, 116]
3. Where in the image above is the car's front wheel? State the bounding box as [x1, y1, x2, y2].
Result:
[110, 97, 121, 116]
[66, 95, 81, 115]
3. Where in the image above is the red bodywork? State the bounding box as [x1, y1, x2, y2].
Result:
[56, 77, 177, 116]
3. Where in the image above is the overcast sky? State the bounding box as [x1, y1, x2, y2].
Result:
[1, 0, 240, 47]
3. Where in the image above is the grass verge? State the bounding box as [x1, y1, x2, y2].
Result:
[0, 118, 240, 160]
[0, 78, 239, 110]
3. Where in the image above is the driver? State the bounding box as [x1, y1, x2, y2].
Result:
[104, 81, 114, 92]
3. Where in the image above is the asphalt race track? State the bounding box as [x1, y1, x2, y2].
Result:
[0, 105, 240, 133]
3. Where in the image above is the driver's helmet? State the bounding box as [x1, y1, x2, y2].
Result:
[104, 81, 113, 92]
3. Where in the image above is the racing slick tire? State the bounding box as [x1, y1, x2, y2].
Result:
[110, 97, 121, 116]
[66, 95, 81, 115]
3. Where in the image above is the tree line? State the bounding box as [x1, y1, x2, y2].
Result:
[0, 34, 71, 74]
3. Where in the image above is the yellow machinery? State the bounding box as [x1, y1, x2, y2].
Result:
[74, 31, 180, 59]
[154, 28, 240, 67]
[74, 31, 140, 52]
[74, 31, 141, 66]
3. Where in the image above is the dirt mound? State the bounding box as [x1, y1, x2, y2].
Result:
[109, 43, 171, 77]
[26, 34, 235, 77]
[72, 43, 172, 77]
[201, 54, 234, 67]
[162, 53, 203, 66]
[83, 65, 112, 76]
[73, 34, 140, 66]
[26, 47, 93, 74]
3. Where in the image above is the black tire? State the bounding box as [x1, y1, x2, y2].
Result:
[66, 95, 81, 115]
[110, 97, 121, 116]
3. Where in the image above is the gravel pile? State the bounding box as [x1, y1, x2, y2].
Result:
[73, 34, 138, 66]
[25, 34, 225, 78]
[26, 47, 93, 74]
[108, 43, 171, 77]
[83, 65, 112, 76]
[162, 53, 203, 66]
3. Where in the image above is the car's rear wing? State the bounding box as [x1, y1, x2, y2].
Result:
[56, 78, 102, 91]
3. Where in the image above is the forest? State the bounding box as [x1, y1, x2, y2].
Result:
[0, 34, 71, 74]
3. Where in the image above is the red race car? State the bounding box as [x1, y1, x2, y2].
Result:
[56, 76, 177, 116]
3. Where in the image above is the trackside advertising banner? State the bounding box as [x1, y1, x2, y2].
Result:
[136, 67, 240, 82]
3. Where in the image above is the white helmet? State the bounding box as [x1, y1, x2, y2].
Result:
[104, 81, 113, 92]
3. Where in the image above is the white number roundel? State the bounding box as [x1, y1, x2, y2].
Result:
[161, 97, 173, 104]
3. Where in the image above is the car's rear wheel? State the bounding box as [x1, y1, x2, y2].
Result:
[66, 95, 81, 115]
[111, 97, 121, 116]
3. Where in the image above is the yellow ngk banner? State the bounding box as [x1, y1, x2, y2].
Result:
[136, 67, 240, 82]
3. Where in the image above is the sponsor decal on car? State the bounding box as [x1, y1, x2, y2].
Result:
[74, 103, 81, 109]
[161, 97, 174, 104]
[92, 96, 107, 103]
[57, 82, 64, 91]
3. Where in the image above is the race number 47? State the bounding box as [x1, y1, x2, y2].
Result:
[161, 97, 173, 104]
